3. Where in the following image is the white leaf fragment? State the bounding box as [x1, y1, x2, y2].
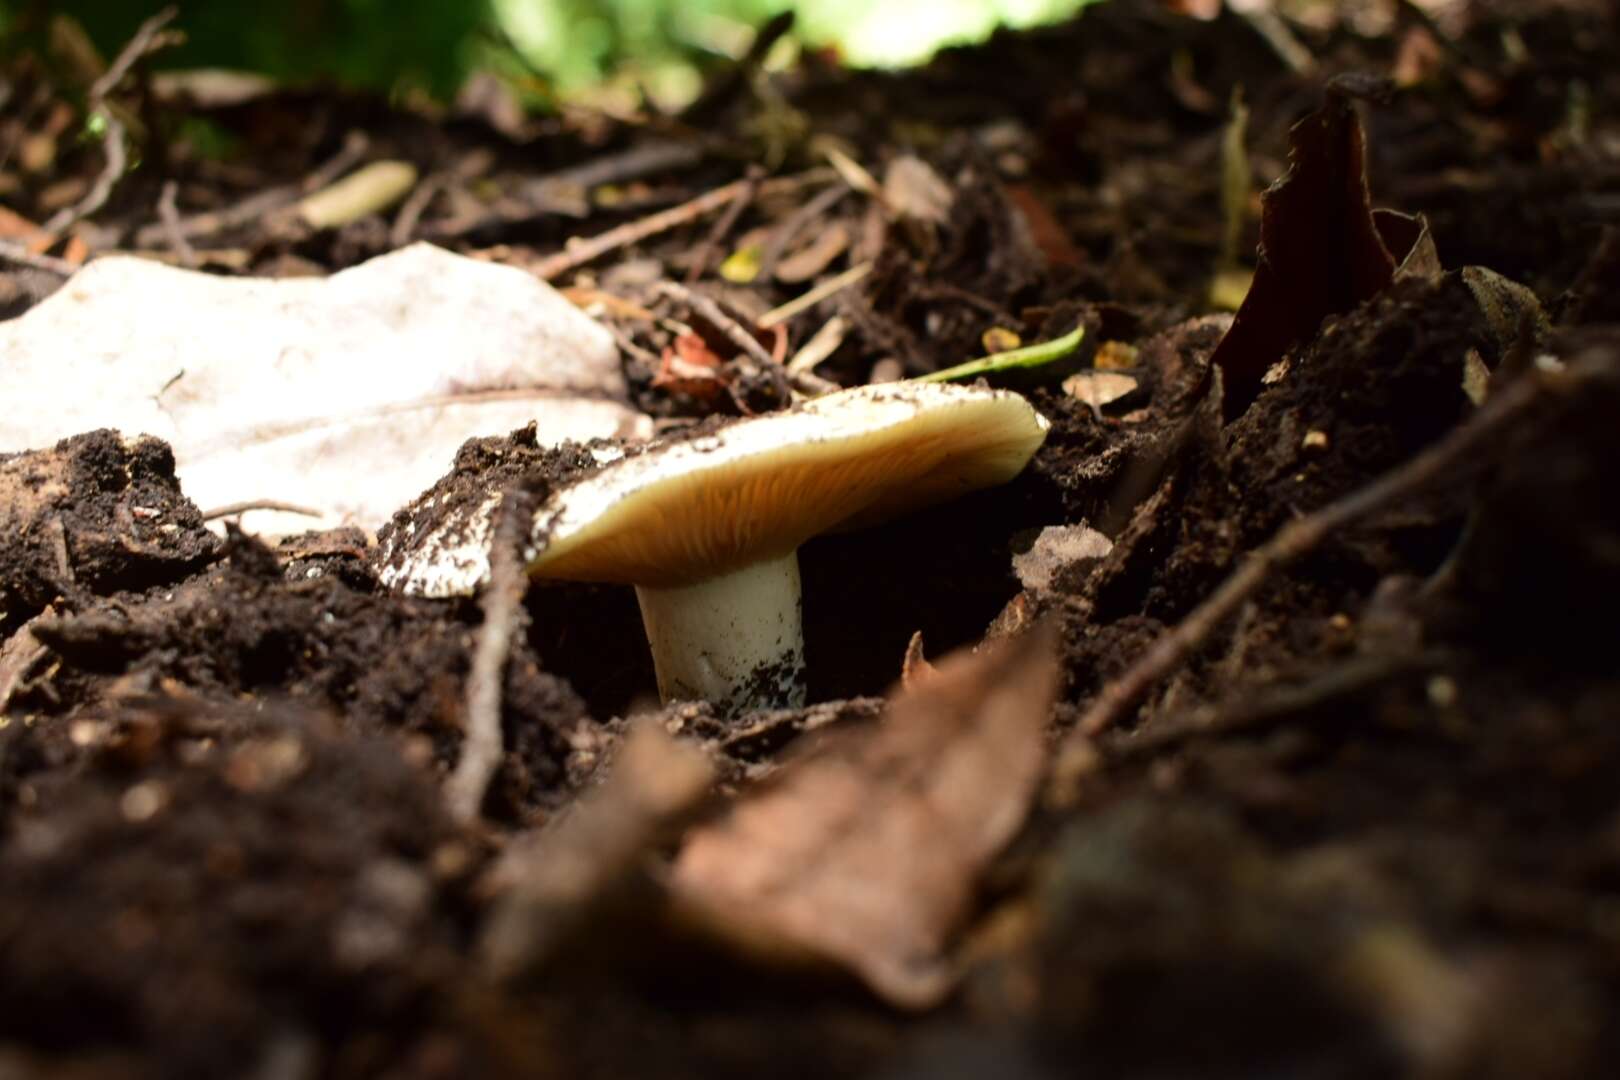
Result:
[0, 243, 650, 533]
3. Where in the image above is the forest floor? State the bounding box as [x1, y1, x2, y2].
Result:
[3, 1, 1620, 1077]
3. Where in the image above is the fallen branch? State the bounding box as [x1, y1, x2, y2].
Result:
[43, 6, 180, 236]
[445, 488, 534, 824]
[530, 170, 828, 282]
[1072, 360, 1579, 741]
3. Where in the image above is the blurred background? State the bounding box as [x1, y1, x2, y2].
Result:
[0, 0, 1099, 109]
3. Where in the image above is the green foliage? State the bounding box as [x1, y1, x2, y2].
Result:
[2, 0, 1094, 104]
[496, 0, 1093, 95]
[917, 326, 1086, 384]
[21, 0, 491, 100]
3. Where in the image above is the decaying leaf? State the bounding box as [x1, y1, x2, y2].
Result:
[1210, 77, 1425, 417]
[981, 326, 1022, 354]
[773, 222, 850, 283]
[899, 630, 936, 691]
[882, 155, 954, 226]
[0, 615, 51, 711]
[652, 331, 731, 401]
[1062, 370, 1139, 413]
[670, 625, 1061, 1008]
[1012, 524, 1113, 595]
[0, 244, 650, 533]
[297, 160, 419, 229]
[478, 722, 715, 982]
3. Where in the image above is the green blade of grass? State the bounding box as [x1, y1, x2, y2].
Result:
[914, 325, 1084, 383]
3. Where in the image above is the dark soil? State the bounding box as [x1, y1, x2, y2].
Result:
[5, 1, 1620, 1077]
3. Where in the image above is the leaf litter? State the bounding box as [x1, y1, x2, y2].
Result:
[2, 2, 1620, 1076]
[670, 626, 1060, 1008]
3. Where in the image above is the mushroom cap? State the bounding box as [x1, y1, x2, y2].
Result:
[528, 381, 1050, 588]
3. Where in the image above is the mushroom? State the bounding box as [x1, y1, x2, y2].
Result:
[522, 380, 1049, 717]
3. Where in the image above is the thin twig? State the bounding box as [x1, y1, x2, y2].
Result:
[446, 489, 534, 824]
[653, 280, 792, 403]
[759, 181, 848, 278]
[156, 180, 197, 268]
[1114, 652, 1439, 758]
[0, 239, 78, 277]
[653, 280, 775, 369]
[758, 260, 873, 328]
[89, 7, 180, 102]
[685, 167, 761, 284]
[389, 170, 447, 248]
[200, 499, 323, 521]
[603, 319, 660, 369]
[42, 6, 180, 236]
[1072, 361, 1576, 740]
[530, 170, 829, 282]
[134, 131, 369, 247]
[528, 139, 705, 199]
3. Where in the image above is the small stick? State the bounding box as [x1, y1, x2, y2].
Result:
[653, 279, 791, 403]
[1072, 361, 1571, 740]
[685, 167, 761, 284]
[653, 280, 775, 369]
[156, 180, 197, 268]
[47, 516, 75, 586]
[134, 131, 369, 247]
[446, 488, 534, 824]
[42, 7, 180, 235]
[389, 170, 447, 248]
[759, 181, 848, 279]
[0, 239, 77, 276]
[530, 170, 828, 282]
[787, 314, 847, 375]
[602, 320, 660, 369]
[200, 499, 323, 521]
[758, 261, 872, 328]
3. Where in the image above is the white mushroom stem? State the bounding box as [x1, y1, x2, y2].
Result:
[634, 551, 806, 718]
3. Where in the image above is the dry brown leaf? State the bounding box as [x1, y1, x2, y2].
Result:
[899, 630, 937, 691]
[1062, 371, 1139, 412]
[0, 615, 51, 712]
[883, 156, 954, 226]
[1209, 77, 1416, 417]
[652, 331, 731, 401]
[774, 222, 850, 284]
[670, 624, 1060, 1008]
[1012, 524, 1113, 595]
[478, 721, 715, 981]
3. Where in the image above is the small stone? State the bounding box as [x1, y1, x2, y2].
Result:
[120, 780, 168, 823]
[1427, 675, 1459, 709]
